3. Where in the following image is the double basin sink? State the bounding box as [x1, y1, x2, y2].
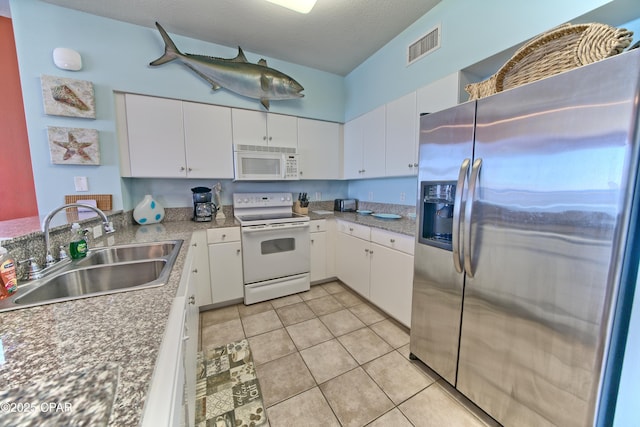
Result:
[0, 240, 183, 312]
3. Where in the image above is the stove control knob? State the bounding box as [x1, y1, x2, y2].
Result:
[243, 198, 249, 203]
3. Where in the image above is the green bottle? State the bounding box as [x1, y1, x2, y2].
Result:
[69, 223, 88, 259]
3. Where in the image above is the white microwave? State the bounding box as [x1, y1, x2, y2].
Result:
[233, 144, 299, 181]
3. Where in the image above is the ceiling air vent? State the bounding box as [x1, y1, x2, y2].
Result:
[407, 24, 441, 65]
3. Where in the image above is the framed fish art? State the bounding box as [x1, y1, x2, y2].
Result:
[41, 75, 96, 119]
[47, 126, 100, 165]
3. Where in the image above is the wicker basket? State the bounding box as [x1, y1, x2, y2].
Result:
[465, 23, 633, 100]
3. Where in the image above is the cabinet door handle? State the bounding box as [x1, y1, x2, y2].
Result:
[414, 163, 418, 167]
[311, 239, 315, 244]
[192, 242, 197, 247]
[236, 249, 241, 255]
[263, 136, 267, 141]
[269, 136, 272, 141]
[408, 163, 412, 168]
[365, 248, 369, 253]
[192, 268, 198, 274]
[188, 167, 193, 172]
[390, 239, 395, 243]
[180, 166, 185, 171]
[221, 234, 226, 239]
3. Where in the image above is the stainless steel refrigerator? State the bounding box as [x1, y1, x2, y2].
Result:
[410, 49, 640, 427]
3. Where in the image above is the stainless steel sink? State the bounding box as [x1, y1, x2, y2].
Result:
[14, 260, 167, 305]
[75, 241, 179, 266]
[0, 239, 183, 312]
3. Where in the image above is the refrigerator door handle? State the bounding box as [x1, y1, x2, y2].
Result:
[452, 158, 471, 273]
[464, 158, 482, 277]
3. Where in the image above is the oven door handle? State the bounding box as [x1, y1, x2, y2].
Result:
[242, 222, 310, 233]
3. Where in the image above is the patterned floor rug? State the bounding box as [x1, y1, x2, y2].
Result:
[195, 339, 267, 426]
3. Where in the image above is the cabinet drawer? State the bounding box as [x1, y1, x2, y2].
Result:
[310, 219, 327, 233]
[207, 227, 240, 244]
[371, 228, 414, 255]
[336, 220, 370, 240]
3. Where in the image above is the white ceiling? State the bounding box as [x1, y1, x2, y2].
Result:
[2, 0, 441, 76]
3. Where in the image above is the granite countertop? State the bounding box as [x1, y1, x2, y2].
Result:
[0, 217, 238, 427]
[308, 211, 417, 237]
[0, 205, 414, 426]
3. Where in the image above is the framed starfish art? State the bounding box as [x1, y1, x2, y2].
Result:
[47, 126, 100, 165]
[41, 75, 96, 119]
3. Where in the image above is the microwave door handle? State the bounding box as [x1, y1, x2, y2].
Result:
[463, 158, 482, 278]
[452, 158, 470, 274]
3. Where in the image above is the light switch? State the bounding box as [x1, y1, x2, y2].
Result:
[74, 176, 88, 192]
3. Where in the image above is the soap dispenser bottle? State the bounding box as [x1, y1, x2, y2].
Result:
[69, 223, 88, 259]
[0, 244, 17, 300]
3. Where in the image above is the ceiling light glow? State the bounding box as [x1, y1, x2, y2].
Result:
[264, 0, 317, 14]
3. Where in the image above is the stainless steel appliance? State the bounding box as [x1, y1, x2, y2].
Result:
[233, 145, 299, 181]
[191, 186, 216, 222]
[410, 50, 640, 427]
[233, 192, 310, 304]
[333, 199, 357, 212]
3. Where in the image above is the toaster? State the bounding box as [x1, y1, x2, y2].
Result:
[334, 199, 358, 212]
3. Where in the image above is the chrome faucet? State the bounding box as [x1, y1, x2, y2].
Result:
[42, 203, 116, 267]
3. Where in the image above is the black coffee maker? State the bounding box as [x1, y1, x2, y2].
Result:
[191, 186, 217, 222]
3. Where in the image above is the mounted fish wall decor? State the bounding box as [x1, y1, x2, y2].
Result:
[149, 22, 304, 110]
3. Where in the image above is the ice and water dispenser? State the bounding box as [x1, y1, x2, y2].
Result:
[418, 181, 456, 250]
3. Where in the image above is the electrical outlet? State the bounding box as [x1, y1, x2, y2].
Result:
[368, 191, 374, 201]
[400, 192, 406, 202]
[93, 225, 103, 239]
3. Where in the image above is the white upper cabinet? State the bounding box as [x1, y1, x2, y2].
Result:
[343, 105, 386, 179]
[416, 71, 472, 116]
[297, 118, 342, 179]
[126, 94, 186, 178]
[182, 102, 234, 179]
[124, 94, 233, 178]
[385, 92, 418, 176]
[231, 109, 298, 148]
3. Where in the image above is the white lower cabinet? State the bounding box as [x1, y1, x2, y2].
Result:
[190, 230, 212, 306]
[335, 220, 413, 327]
[336, 222, 372, 298]
[310, 220, 327, 282]
[141, 236, 200, 427]
[207, 227, 244, 304]
[369, 229, 414, 327]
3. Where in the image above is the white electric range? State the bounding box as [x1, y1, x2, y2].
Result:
[233, 193, 310, 304]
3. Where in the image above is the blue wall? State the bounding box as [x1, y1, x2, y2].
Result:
[10, 0, 345, 213]
[344, 0, 640, 205]
[343, 0, 612, 120]
[10, 0, 640, 213]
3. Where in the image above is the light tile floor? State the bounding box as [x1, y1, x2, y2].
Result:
[199, 281, 499, 427]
